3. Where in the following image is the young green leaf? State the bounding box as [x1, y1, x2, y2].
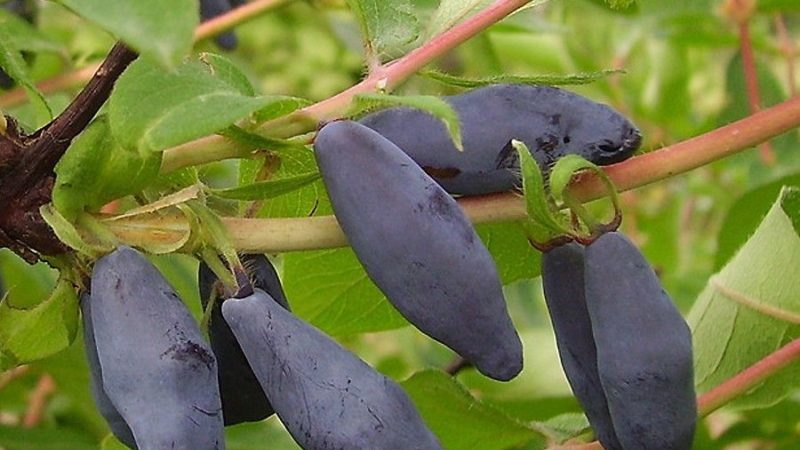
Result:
[253, 96, 313, 123]
[53, 116, 162, 220]
[55, 0, 196, 68]
[108, 57, 279, 152]
[0, 277, 79, 369]
[421, 69, 622, 89]
[549, 154, 621, 236]
[513, 140, 571, 243]
[218, 125, 309, 153]
[210, 171, 321, 201]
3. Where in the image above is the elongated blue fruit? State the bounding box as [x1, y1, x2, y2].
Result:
[199, 0, 237, 50]
[359, 84, 641, 196]
[80, 293, 137, 450]
[197, 254, 290, 425]
[542, 243, 621, 450]
[222, 289, 443, 450]
[585, 232, 696, 450]
[91, 246, 225, 450]
[314, 120, 522, 381]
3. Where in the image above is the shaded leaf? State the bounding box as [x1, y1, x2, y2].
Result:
[402, 370, 545, 450]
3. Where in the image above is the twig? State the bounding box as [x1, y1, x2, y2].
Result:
[0, 365, 29, 391]
[738, 20, 775, 165]
[698, 338, 800, 416]
[773, 14, 797, 97]
[0, 42, 137, 259]
[22, 374, 56, 428]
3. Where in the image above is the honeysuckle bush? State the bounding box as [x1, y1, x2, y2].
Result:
[0, 0, 800, 449]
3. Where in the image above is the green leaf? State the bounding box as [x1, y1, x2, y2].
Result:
[352, 93, 463, 151]
[344, 0, 419, 60]
[0, 277, 79, 369]
[402, 370, 545, 450]
[514, 140, 570, 242]
[108, 57, 277, 152]
[714, 173, 800, 270]
[252, 146, 332, 218]
[476, 221, 541, 285]
[282, 248, 408, 336]
[199, 52, 256, 96]
[211, 171, 321, 201]
[757, 0, 800, 12]
[0, 426, 96, 450]
[54, 115, 162, 219]
[0, 24, 51, 120]
[426, 0, 493, 38]
[219, 125, 309, 153]
[56, 0, 196, 68]
[549, 154, 620, 236]
[536, 412, 591, 443]
[689, 187, 800, 410]
[780, 188, 800, 239]
[253, 96, 312, 123]
[40, 206, 114, 257]
[421, 69, 621, 89]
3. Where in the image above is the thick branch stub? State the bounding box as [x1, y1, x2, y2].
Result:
[0, 42, 138, 262]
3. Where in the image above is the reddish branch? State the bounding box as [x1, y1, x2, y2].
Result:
[0, 42, 137, 262]
[774, 14, 797, 97]
[738, 21, 775, 165]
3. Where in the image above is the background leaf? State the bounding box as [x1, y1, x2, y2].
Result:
[55, 0, 196, 68]
[0, 23, 50, 120]
[402, 370, 545, 450]
[0, 278, 79, 370]
[344, 0, 419, 60]
[282, 248, 408, 336]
